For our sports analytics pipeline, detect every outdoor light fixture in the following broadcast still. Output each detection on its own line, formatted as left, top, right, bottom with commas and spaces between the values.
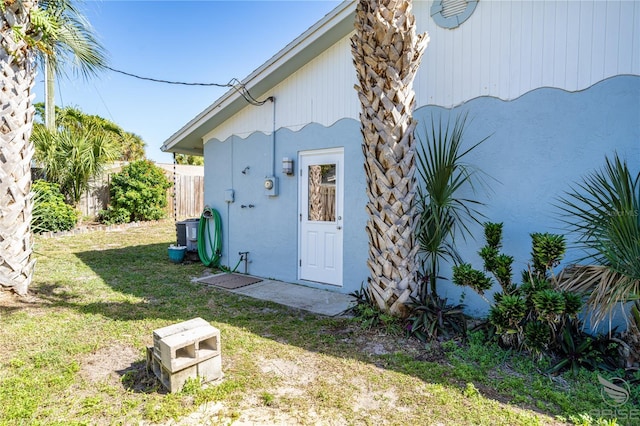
282, 157, 294, 175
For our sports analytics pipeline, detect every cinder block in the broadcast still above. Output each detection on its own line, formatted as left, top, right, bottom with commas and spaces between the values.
146, 347, 222, 393
146, 346, 154, 373
197, 353, 223, 382
153, 317, 209, 358
157, 324, 220, 372
160, 357, 197, 393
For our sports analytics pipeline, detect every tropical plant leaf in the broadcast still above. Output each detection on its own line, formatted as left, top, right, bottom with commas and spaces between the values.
558, 264, 640, 328
414, 112, 491, 296
556, 153, 640, 330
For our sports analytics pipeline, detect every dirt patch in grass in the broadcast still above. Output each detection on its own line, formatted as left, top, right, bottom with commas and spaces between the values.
80, 344, 141, 385
78, 343, 162, 396
0, 289, 40, 308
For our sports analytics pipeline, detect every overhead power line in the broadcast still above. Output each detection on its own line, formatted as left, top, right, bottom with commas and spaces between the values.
105, 66, 270, 106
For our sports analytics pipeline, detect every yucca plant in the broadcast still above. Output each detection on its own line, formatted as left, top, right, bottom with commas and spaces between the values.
489, 294, 527, 330
452, 262, 493, 297
415, 113, 489, 298
532, 289, 566, 322
530, 232, 566, 277
556, 154, 640, 330
454, 222, 593, 358
562, 292, 583, 318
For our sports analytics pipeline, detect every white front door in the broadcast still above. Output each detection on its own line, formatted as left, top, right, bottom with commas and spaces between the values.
299, 148, 344, 286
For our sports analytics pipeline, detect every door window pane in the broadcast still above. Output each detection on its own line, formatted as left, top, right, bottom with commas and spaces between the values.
308, 164, 336, 221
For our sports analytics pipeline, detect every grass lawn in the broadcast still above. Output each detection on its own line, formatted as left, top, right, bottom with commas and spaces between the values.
0, 221, 636, 425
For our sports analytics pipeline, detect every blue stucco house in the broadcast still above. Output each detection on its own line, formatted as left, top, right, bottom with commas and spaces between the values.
162, 1, 639, 317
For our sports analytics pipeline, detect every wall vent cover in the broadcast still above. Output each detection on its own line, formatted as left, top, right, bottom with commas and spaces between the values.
431, 0, 478, 29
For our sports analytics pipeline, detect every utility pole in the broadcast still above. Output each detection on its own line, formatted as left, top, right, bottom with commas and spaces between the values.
44, 55, 55, 131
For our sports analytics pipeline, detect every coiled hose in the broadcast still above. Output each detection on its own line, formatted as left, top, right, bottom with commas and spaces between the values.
197, 207, 222, 267
197, 206, 242, 272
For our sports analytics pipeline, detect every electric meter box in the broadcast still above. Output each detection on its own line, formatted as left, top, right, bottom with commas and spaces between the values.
264, 176, 278, 196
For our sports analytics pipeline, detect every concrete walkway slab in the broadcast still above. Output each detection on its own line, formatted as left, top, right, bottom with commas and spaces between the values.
228, 279, 355, 317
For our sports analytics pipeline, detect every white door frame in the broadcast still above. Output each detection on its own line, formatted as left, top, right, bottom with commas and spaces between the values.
298, 147, 344, 286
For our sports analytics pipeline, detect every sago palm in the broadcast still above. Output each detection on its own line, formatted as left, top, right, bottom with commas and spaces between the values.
351, 0, 429, 316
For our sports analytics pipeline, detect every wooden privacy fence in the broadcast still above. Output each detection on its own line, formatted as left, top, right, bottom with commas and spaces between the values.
168, 175, 205, 219
77, 174, 204, 220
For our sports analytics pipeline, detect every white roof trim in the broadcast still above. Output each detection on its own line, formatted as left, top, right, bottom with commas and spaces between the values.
162, 1, 356, 155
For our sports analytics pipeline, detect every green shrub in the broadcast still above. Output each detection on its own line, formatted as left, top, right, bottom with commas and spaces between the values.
32, 180, 79, 233
452, 222, 619, 371
97, 206, 130, 225
99, 160, 172, 224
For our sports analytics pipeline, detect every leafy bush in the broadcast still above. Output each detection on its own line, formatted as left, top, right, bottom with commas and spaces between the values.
32, 180, 79, 233
97, 206, 130, 225
99, 160, 172, 224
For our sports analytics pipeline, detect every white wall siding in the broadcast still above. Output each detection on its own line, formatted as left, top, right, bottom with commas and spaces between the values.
414, 0, 640, 107
205, 0, 639, 144
203, 37, 359, 143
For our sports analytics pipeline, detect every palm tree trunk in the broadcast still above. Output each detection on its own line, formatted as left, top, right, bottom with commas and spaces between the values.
1, 1, 37, 295
351, 0, 429, 316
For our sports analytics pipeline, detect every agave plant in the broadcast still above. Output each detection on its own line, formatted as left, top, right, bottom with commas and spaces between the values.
557, 154, 640, 329
415, 112, 489, 298
406, 293, 467, 342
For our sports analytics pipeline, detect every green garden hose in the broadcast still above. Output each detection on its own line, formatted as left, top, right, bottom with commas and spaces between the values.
197, 207, 222, 267
197, 207, 243, 272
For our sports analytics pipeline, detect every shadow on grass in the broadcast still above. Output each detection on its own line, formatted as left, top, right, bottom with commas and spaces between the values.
28, 241, 579, 420
117, 361, 166, 394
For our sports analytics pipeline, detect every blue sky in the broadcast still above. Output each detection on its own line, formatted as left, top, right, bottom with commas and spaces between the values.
34, 1, 342, 163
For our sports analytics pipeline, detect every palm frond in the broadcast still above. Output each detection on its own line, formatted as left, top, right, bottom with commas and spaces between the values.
414, 112, 491, 296
558, 264, 640, 328
35, 0, 108, 79
556, 153, 640, 328
31, 125, 119, 204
